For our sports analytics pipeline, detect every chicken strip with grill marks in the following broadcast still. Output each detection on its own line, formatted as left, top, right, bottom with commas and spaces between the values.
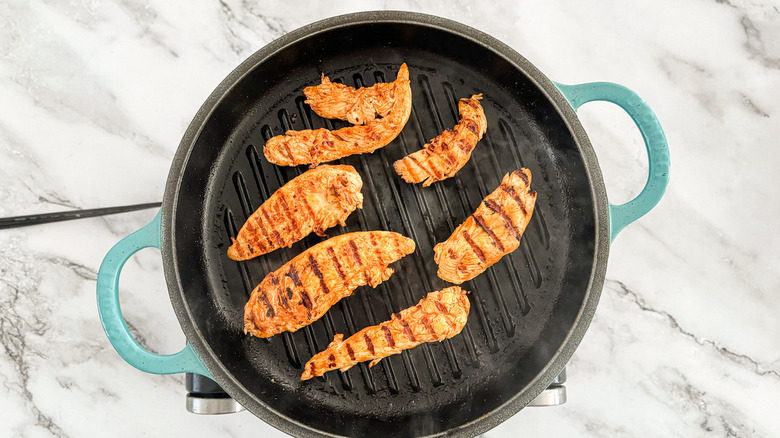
433, 168, 536, 284
227, 165, 363, 261
263, 64, 411, 167
244, 231, 416, 338
301, 286, 470, 380
394, 94, 486, 187
303, 71, 396, 125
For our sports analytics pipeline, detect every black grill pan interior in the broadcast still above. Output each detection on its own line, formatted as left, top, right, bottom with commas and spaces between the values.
171, 21, 596, 437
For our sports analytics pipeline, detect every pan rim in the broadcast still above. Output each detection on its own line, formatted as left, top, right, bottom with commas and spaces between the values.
162, 10, 610, 438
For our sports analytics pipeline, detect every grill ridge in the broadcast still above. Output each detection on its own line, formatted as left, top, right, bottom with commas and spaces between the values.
298, 96, 395, 393
244, 144, 304, 368
353, 72, 455, 384
415, 75, 501, 352
354, 155, 422, 392
224, 208, 254, 298
497, 118, 551, 251
440, 85, 531, 315
327, 74, 442, 389
399, 79, 479, 365
238, 127, 330, 386
384, 89, 479, 369
280, 107, 357, 391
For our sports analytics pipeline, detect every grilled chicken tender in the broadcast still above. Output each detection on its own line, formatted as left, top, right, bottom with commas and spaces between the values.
264, 63, 412, 167
244, 231, 416, 338
227, 165, 363, 261
394, 94, 487, 187
434, 169, 536, 284
301, 286, 470, 380
304, 72, 396, 125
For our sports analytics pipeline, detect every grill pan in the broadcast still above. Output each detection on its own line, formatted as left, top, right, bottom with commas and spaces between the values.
97, 11, 670, 437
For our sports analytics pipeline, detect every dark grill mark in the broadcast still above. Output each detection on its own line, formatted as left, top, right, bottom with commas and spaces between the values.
287, 264, 302, 287
308, 254, 329, 294
402, 155, 420, 178
258, 293, 275, 318
465, 120, 479, 135
279, 293, 289, 309
309, 136, 321, 163
271, 230, 285, 247
381, 326, 395, 348
277, 193, 298, 231
407, 154, 432, 179
420, 316, 435, 334
260, 208, 284, 247
514, 169, 529, 185
297, 186, 316, 224
434, 301, 448, 313
446, 317, 457, 330
244, 219, 257, 233
251, 214, 272, 250
448, 249, 457, 259
347, 240, 363, 266
283, 142, 295, 163
462, 230, 486, 264
243, 220, 263, 253
327, 247, 347, 282
395, 313, 416, 342
300, 290, 313, 310
363, 333, 375, 355
441, 149, 457, 167
309, 361, 316, 377
484, 199, 520, 240
269, 273, 280, 286
286, 287, 293, 300
369, 232, 385, 266
409, 153, 442, 180
345, 342, 356, 361
473, 214, 505, 252
328, 354, 336, 368
501, 184, 527, 216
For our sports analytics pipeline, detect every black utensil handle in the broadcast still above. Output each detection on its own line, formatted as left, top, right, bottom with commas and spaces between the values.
0, 202, 162, 230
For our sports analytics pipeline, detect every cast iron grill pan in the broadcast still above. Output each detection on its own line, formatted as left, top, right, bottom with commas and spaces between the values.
170, 21, 595, 437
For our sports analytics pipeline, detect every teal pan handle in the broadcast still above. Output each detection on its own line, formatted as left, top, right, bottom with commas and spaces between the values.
96, 211, 211, 378
554, 82, 670, 241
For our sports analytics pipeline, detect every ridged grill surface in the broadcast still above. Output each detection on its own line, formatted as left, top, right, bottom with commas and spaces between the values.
219, 67, 552, 393
180, 29, 596, 434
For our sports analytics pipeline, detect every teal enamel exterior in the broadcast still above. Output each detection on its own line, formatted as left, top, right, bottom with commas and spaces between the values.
553, 82, 670, 241
96, 211, 211, 378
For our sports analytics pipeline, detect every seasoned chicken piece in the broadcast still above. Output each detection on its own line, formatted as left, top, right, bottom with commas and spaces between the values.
433, 169, 536, 284
303, 71, 396, 125
264, 63, 412, 167
394, 94, 486, 187
301, 286, 470, 380
244, 231, 416, 338
227, 165, 363, 261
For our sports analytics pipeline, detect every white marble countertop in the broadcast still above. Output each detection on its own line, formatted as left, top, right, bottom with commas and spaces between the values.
1, 1, 778, 437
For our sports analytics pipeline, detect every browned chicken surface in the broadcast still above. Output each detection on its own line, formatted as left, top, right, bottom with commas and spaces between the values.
263, 63, 412, 167
304, 73, 395, 125
394, 94, 487, 187
227, 165, 363, 261
244, 231, 416, 338
433, 169, 536, 284
301, 286, 470, 380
